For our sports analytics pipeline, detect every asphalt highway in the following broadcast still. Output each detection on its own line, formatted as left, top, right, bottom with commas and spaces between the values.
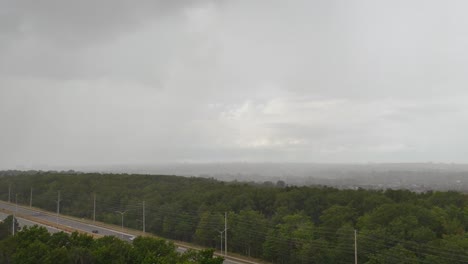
0, 212, 62, 233
0, 201, 258, 264
0, 201, 134, 242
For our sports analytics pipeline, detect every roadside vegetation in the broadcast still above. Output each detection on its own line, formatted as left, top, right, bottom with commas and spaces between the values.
1, 171, 467, 263
0, 219, 223, 264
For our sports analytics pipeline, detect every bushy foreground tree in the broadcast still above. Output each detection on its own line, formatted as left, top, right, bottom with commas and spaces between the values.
0, 224, 223, 264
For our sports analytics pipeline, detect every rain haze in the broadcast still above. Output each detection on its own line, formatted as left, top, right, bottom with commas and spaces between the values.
1, 0, 468, 170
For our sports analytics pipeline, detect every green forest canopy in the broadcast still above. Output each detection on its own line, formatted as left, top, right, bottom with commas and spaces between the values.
0, 223, 223, 264
1, 171, 467, 264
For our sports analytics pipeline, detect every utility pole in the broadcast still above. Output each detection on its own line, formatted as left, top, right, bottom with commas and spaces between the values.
13, 193, 17, 236
30, 187, 33, 207
56, 191, 61, 226
15, 193, 18, 213
217, 230, 224, 253
142, 201, 146, 234
12, 214, 15, 236
354, 229, 358, 264
8, 184, 11, 203
224, 212, 228, 256
115, 211, 126, 239
93, 193, 96, 223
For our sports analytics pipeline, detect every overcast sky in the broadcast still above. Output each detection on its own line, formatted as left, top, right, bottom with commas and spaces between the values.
1, 0, 468, 169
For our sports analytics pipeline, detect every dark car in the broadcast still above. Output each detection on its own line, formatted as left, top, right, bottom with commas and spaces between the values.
92, 230, 99, 234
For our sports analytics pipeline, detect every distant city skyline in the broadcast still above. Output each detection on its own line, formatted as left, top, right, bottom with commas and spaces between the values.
1, 0, 468, 169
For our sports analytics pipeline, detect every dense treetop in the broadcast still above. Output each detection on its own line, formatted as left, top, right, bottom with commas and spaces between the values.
0, 222, 223, 264
1, 171, 467, 263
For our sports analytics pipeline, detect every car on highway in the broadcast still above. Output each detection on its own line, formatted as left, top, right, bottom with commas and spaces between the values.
92, 230, 99, 234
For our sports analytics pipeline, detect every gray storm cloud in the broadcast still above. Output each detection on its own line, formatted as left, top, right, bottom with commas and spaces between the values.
1, 0, 468, 169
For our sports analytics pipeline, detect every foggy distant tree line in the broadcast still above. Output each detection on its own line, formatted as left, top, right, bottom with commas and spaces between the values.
0, 171, 467, 263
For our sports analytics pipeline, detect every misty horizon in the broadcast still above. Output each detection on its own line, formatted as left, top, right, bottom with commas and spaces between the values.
2, 1, 468, 168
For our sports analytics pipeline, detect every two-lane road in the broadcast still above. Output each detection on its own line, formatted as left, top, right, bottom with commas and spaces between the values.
0, 201, 260, 264
0, 212, 62, 233
0, 201, 134, 242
